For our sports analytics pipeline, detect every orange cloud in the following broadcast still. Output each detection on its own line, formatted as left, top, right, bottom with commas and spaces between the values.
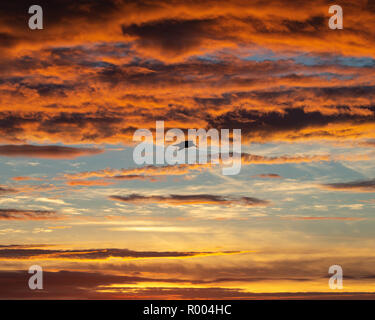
66, 179, 115, 186
0, 1, 374, 146
11, 176, 45, 181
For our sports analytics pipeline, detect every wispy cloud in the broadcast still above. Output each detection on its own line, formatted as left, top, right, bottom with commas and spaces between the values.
0, 209, 60, 220
0, 247, 248, 261
322, 179, 375, 192
109, 194, 269, 206
0, 145, 103, 159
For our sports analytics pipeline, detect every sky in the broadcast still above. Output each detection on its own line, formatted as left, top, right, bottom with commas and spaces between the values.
0, 0, 375, 299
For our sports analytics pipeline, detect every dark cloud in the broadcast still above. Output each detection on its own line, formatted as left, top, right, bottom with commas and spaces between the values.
0, 247, 240, 260
207, 106, 375, 140
0, 186, 17, 194
109, 194, 269, 206
112, 175, 157, 181
0, 144, 103, 159
23, 83, 75, 97
0, 0, 121, 31
122, 18, 216, 56
322, 178, 375, 192
360, 140, 375, 147
282, 16, 325, 34
0, 32, 19, 48
0, 270, 184, 299
35, 112, 124, 141
0, 209, 59, 220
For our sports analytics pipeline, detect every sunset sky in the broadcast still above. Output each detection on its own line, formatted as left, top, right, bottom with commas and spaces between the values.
1, 0, 375, 299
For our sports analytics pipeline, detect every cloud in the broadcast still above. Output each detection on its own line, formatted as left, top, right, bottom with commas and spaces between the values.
48, 226, 72, 230
64, 151, 339, 185
360, 140, 375, 147
35, 197, 67, 205
0, 55, 375, 144
60, 150, 367, 188
0, 247, 246, 261
0, 244, 51, 248
240, 151, 370, 165
208, 106, 375, 143
121, 18, 216, 59
252, 173, 282, 179
0, 145, 103, 159
283, 216, 365, 221
0, 270, 169, 299
0, 269, 374, 299
64, 164, 208, 180
92, 287, 375, 300
109, 194, 269, 206
241, 153, 330, 164
66, 175, 160, 185
66, 179, 115, 186
1, 244, 375, 299
0, 186, 17, 195
322, 179, 375, 192
11, 176, 44, 181
112, 175, 158, 181
1, 0, 374, 59
0, 0, 375, 301
0, 209, 59, 220
0, 2, 374, 145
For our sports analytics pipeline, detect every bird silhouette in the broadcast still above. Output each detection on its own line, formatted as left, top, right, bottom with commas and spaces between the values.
174, 140, 196, 150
